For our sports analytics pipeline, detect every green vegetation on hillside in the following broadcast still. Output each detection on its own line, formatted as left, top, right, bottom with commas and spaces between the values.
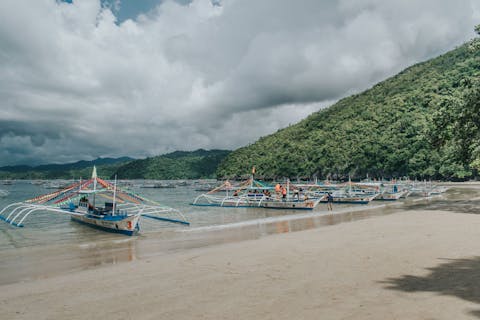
114, 149, 230, 179
217, 32, 480, 180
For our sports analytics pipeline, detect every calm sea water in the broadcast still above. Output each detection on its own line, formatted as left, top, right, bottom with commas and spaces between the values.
0, 180, 335, 250
0, 181, 471, 285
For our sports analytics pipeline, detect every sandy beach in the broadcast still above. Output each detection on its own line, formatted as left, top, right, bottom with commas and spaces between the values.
2, 207, 480, 319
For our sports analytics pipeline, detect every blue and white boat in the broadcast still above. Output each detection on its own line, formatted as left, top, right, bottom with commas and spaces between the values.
0, 167, 189, 235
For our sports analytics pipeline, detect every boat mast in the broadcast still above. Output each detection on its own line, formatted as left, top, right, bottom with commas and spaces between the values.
112, 174, 117, 215
286, 178, 290, 201
251, 166, 255, 188
92, 166, 97, 209
348, 175, 352, 194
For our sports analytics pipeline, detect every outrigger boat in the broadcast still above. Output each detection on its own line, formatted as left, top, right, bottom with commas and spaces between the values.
192, 178, 323, 210
373, 184, 409, 201
319, 190, 377, 204
0, 167, 189, 235
303, 180, 378, 204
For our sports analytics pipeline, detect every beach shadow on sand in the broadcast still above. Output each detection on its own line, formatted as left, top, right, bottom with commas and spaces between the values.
381, 257, 480, 317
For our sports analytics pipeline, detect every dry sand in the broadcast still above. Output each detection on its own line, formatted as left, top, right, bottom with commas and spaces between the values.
2, 209, 480, 319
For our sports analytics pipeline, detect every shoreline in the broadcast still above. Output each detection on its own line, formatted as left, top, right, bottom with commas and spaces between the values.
1, 186, 479, 319
2, 208, 480, 319
183, 194, 433, 233
0, 196, 431, 286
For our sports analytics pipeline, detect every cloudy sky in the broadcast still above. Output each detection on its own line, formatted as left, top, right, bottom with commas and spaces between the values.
0, 0, 479, 166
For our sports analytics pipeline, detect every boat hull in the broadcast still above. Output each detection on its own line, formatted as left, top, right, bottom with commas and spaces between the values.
260, 199, 320, 210
192, 198, 321, 210
320, 198, 371, 204
70, 213, 140, 236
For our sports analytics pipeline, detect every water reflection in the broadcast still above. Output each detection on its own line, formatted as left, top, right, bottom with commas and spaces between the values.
276, 221, 290, 233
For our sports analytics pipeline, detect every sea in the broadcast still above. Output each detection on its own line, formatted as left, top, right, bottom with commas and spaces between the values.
0, 180, 473, 285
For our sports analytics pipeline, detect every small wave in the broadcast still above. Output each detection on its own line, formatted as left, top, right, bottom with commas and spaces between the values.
112, 238, 134, 244
78, 243, 97, 249
180, 202, 396, 233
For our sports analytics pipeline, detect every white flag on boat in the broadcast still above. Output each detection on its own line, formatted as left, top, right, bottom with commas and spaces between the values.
92, 166, 97, 191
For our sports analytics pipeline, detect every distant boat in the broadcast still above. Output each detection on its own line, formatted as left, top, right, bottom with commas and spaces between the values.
319, 191, 376, 204
0, 167, 189, 235
373, 184, 408, 201
301, 180, 379, 204
44, 182, 65, 189
374, 190, 408, 201
30, 180, 45, 186
194, 186, 214, 192
141, 182, 176, 189
407, 180, 448, 197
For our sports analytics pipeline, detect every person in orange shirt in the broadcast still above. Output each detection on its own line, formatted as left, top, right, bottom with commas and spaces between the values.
275, 183, 281, 199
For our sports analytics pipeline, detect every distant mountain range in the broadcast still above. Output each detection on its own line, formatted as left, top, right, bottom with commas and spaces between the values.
0, 157, 133, 173
0, 150, 231, 180
0, 157, 134, 179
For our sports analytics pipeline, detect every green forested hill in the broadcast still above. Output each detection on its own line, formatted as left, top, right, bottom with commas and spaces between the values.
114, 149, 230, 179
217, 39, 480, 180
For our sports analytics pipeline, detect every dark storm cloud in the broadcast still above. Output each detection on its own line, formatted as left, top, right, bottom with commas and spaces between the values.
0, 0, 478, 165
0, 121, 59, 143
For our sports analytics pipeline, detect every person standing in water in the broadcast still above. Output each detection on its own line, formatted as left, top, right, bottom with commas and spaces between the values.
281, 185, 287, 201
327, 192, 333, 211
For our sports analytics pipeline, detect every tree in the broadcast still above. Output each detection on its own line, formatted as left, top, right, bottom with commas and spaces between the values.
439, 83, 480, 178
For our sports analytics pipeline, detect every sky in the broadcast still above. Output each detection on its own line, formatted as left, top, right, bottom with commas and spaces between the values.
0, 0, 479, 166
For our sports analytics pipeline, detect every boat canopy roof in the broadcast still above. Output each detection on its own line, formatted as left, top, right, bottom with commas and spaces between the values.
25, 177, 148, 207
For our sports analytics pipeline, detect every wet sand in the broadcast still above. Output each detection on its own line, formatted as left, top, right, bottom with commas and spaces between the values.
2, 205, 480, 319
0, 200, 405, 286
